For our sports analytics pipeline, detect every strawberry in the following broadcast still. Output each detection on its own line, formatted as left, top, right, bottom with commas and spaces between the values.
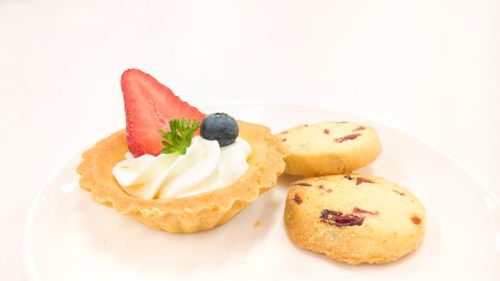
121, 68, 205, 157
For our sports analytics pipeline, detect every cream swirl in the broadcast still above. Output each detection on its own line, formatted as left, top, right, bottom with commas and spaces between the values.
112, 136, 251, 199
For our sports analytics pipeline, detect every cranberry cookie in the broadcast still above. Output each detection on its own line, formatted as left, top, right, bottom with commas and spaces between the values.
276, 122, 381, 176
284, 174, 426, 264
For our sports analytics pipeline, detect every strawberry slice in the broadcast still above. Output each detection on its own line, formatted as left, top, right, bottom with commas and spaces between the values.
121, 69, 205, 157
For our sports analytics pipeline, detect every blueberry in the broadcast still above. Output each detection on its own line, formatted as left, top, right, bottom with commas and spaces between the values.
200, 113, 239, 146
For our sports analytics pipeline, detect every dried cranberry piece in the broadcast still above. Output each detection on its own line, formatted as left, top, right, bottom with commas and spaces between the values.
344, 175, 354, 180
353, 126, 365, 131
320, 209, 365, 227
353, 207, 378, 215
411, 216, 422, 225
321, 209, 342, 218
334, 133, 362, 143
333, 214, 365, 226
293, 194, 303, 205
323, 129, 330, 135
356, 177, 374, 185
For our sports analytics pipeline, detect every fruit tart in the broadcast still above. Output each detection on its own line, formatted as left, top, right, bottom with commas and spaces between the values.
77, 69, 285, 233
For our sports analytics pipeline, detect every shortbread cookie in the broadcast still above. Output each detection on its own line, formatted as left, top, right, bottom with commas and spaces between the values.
284, 174, 426, 264
277, 122, 381, 176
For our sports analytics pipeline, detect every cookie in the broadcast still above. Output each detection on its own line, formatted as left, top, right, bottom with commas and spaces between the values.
277, 122, 381, 176
284, 174, 426, 264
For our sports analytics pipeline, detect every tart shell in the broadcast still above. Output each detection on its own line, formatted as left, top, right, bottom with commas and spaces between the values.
77, 121, 285, 233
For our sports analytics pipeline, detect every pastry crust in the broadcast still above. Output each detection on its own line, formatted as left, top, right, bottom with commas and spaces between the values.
77, 121, 285, 233
284, 174, 426, 264
277, 122, 381, 176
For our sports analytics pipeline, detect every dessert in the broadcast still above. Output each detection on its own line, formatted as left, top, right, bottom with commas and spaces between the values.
75, 67, 426, 265
77, 69, 285, 233
276, 122, 381, 176
284, 174, 426, 264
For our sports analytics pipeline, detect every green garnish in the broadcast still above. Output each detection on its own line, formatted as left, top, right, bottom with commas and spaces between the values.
160, 118, 200, 154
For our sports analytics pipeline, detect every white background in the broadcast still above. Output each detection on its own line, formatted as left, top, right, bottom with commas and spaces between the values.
1, 0, 499, 279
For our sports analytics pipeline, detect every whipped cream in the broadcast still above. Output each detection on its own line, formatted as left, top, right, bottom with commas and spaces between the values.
112, 137, 251, 199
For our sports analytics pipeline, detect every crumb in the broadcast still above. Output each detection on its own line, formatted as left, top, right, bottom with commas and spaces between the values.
254, 220, 261, 228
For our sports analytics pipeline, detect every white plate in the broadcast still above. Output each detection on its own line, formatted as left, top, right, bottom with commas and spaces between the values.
24, 104, 500, 281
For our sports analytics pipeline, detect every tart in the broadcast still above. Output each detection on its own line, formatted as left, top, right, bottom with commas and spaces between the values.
77, 69, 285, 233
